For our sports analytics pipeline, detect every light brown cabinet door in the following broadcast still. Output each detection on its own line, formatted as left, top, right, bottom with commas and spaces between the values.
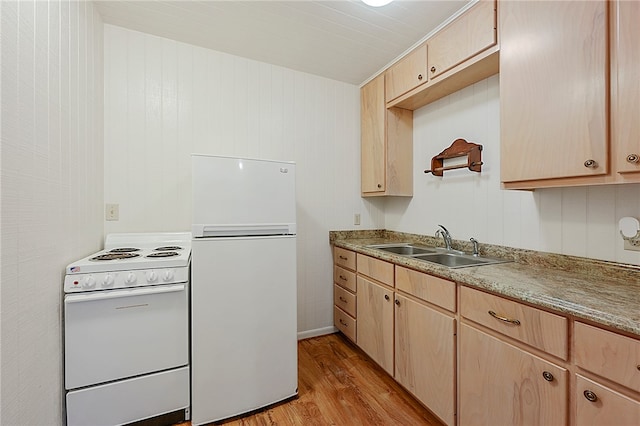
575, 375, 640, 426
395, 294, 456, 425
500, 0, 608, 182
361, 74, 386, 193
385, 45, 427, 102
613, 0, 640, 175
427, 0, 496, 80
356, 275, 394, 375
459, 324, 568, 425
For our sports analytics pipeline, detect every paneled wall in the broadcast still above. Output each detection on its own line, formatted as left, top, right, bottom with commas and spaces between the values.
386, 75, 640, 265
0, 1, 104, 424
103, 25, 382, 337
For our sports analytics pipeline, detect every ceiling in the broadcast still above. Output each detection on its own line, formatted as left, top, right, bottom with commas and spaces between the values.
95, 0, 470, 85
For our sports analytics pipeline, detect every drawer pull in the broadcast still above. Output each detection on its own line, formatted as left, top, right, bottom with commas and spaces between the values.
583, 390, 598, 402
339, 255, 348, 260
488, 310, 521, 326
339, 275, 347, 281
417, 74, 423, 81
339, 319, 348, 327
542, 371, 554, 382
339, 296, 348, 303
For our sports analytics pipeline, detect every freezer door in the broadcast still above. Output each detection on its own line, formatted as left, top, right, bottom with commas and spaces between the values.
191, 236, 298, 424
192, 155, 296, 236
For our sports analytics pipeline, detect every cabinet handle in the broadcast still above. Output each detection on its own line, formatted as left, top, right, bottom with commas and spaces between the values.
584, 159, 598, 169
542, 371, 554, 382
395, 299, 401, 306
488, 310, 521, 326
417, 74, 423, 81
637, 364, 640, 372
627, 154, 639, 164
377, 183, 382, 188
339, 255, 348, 260
339, 319, 348, 327
384, 294, 390, 301
430, 66, 436, 73
339, 296, 348, 303
583, 390, 598, 402
339, 275, 347, 281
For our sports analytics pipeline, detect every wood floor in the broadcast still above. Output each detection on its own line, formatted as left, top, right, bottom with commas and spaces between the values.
181, 333, 444, 426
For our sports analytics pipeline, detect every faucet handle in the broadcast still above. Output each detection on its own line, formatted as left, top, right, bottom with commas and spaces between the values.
470, 237, 479, 256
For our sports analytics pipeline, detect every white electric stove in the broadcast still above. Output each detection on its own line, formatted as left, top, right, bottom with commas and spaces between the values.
64, 232, 191, 426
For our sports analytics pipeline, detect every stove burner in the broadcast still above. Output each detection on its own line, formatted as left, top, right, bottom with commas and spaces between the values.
109, 247, 141, 253
90, 253, 141, 261
154, 246, 183, 251
147, 252, 180, 258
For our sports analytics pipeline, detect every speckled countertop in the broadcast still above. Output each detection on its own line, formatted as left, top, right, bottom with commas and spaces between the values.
330, 230, 640, 337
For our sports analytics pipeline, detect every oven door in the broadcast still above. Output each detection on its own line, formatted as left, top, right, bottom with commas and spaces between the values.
64, 283, 188, 390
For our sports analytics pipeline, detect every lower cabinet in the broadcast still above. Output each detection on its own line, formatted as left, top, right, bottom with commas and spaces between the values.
395, 294, 456, 425
356, 275, 394, 375
575, 374, 640, 425
458, 324, 568, 425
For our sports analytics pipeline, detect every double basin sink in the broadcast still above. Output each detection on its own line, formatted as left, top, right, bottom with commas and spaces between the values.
367, 243, 509, 269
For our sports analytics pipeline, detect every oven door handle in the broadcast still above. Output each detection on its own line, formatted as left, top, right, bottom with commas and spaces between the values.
65, 283, 185, 303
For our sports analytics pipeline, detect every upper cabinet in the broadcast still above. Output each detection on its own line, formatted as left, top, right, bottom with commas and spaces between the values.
385, 45, 428, 103
500, 0, 640, 189
612, 0, 640, 177
427, 0, 496, 80
386, 0, 498, 111
361, 74, 413, 197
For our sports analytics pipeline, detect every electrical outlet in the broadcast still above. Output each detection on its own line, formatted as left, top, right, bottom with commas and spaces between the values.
106, 203, 119, 221
624, 239, 640, 251
354, 213, 361, 226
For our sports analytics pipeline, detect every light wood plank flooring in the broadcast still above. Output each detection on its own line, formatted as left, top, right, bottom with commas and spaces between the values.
182, 333, 444, 425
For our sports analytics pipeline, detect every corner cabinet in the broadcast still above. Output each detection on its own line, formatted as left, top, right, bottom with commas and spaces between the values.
361, 74, 413, 197
500, 0, 640, 189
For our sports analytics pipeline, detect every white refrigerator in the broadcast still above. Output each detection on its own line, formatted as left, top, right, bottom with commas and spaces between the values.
190, 154, 298, 425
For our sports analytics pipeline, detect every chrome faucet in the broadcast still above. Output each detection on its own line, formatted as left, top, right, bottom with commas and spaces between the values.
435, 225, 453, 251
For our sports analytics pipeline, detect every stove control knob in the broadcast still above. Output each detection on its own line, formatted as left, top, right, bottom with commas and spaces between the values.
146, 271, 158, 283
124, 272, 138, 285
102, 274, 115, 288
162, 270, 175, 282
82, 275, 96, 289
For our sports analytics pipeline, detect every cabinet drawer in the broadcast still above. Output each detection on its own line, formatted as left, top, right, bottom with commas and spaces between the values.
575, 374, 640, 425
460, 286, 568, 359
334, 306, 356, 342
334, 247, 356, 271
574, 322, 640, 391
395, 266, 456, 312
334, 284, 356, 318
356, 254, 394, 287
334, 265, 356, 293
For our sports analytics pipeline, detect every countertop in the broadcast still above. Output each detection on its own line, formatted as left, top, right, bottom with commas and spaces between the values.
331, 230, 640, 337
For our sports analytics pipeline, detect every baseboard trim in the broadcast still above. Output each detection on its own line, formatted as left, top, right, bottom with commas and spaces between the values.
297, 326, 337, 340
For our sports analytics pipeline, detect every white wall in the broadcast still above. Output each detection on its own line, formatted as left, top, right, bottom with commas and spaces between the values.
386, 75, 640, 266
0, 1, 104, 424
103, 24, 383, 336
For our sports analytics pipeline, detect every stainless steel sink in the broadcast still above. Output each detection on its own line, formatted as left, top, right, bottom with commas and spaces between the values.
369, 244, 436, 255
367, 243, 509, 269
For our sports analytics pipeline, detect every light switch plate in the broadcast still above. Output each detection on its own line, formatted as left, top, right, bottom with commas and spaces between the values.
106, 203, 119, 221
354, 213, 361, 226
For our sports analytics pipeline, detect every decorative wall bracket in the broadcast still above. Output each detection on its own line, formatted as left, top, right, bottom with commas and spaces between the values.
424, 138, 483, 177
